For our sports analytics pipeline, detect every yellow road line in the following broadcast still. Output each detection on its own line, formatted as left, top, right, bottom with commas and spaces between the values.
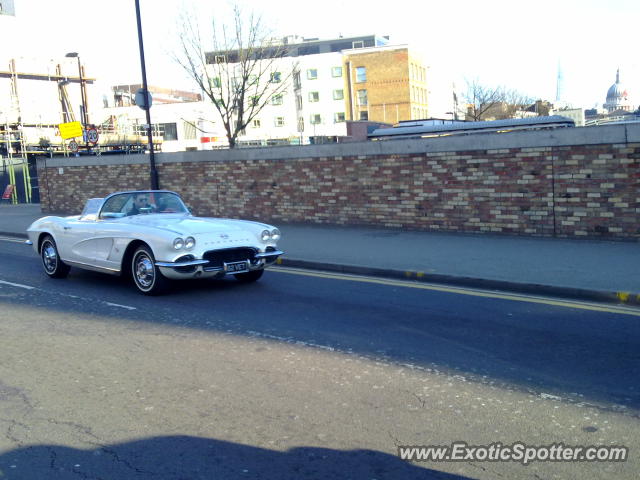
270, 266, 640, 317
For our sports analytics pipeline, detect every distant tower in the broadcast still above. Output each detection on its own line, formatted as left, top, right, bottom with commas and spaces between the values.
555, 61, 564, 103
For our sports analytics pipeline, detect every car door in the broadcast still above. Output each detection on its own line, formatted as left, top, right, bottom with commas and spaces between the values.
57, 217, 101, 265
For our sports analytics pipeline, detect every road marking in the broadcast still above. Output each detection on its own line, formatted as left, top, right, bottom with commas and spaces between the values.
0, 236, 28, 244
0, 280, 35, 290
105, 302, 137, 311
0, 278, 136, 311
270, 267, 640, 317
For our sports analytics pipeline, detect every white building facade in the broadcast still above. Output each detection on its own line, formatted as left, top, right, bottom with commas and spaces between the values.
209, 52, 350, 146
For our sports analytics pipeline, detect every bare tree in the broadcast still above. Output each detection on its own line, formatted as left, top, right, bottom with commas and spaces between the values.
462, 79, 534, 121
500, 88, 535, 119
173, 5, 294, 148
463, 78, 505, 121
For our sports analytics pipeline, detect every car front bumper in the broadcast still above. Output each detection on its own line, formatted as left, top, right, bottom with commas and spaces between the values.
155, 249, 284, 280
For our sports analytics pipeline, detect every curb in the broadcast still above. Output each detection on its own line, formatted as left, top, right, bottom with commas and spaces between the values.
277, 258, 640, 308
2, 230, 638, 308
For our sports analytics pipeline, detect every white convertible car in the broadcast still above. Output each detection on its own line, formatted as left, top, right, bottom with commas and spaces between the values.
26, 190, 283, 294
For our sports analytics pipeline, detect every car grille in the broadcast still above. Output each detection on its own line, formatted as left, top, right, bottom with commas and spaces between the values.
203, 247, 257, 269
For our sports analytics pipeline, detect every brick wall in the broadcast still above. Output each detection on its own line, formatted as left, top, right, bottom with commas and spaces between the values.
37, 124, 640, 240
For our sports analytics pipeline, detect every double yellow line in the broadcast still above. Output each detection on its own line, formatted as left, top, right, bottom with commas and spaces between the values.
271, 267, 640, 317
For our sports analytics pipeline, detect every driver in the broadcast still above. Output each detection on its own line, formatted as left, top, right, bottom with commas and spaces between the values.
128, 193, 152, 216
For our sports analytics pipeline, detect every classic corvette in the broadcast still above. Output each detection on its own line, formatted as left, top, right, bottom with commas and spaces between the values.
26, 190, 283, 294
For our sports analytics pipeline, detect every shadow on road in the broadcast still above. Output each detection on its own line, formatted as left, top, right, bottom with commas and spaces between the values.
0, 435, 475, 479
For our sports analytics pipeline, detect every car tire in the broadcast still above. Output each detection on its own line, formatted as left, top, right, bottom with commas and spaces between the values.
40, 235, 70, 278
234, 269, 264, 283
131, 245, 169, 295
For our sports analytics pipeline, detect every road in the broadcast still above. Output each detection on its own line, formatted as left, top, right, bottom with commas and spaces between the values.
0, 237, 638, 479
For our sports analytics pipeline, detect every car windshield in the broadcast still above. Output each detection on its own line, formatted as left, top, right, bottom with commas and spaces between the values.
100, 192, 188, 218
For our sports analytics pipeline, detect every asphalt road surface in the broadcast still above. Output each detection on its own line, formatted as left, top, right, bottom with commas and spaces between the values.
0, 237, 638, 479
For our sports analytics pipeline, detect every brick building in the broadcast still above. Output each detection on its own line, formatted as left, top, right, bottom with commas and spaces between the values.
343, 46, 427, 124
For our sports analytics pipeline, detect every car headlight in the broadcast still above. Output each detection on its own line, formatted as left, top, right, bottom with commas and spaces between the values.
184, 236, 195, 250
261, 230, 271, 242
173, 237, 184, 250
271, 228, 281, 241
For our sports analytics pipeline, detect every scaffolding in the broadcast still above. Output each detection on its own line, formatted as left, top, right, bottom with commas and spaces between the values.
0, 57, 163, 203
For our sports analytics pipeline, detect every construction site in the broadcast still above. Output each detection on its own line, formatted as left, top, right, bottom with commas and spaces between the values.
0, 56, 162, 204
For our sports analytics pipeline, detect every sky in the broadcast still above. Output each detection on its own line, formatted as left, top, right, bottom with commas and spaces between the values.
1, 0, 639, 116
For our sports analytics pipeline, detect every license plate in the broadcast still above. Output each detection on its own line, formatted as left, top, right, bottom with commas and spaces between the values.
225, 261, 248, 273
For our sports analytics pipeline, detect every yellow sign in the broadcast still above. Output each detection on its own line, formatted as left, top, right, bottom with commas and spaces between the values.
58, 121, 83, 140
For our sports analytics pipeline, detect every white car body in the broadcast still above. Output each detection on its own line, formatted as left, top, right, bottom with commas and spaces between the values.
26, 190, 283, 293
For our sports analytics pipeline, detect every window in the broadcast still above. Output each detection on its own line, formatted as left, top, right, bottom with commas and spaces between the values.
352, 41, 364, 48
308, 91, 319, 102
333, 89, 344, 100
332, 66, 343, 77
210, 77, 222, 88
183, 121, 196, 140
214, 55, 226, 64
307, 69, 318, 80
274, 117, 285, 127
357, 89, 368, 106
359, 111, 369, 121
250, 96, 260, 107
270, 72, 282, 83
310, 114, 322, 125
271, 94, 283, 105
159, 122, 177, 141
252, 119, 261, 128
334, 112, 346, 123
356, 66, 366, 83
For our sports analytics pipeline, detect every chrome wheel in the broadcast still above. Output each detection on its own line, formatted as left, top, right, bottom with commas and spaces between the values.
133, 252, 155, 290
42, 242, 58, 273
39, 235, 70, 278
131, 245, 169, 295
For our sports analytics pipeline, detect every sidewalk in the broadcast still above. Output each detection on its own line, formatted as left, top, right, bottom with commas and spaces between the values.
2, 204, 639, 306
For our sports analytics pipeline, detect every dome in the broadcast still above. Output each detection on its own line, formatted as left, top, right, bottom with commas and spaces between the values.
604, 69, 631, 112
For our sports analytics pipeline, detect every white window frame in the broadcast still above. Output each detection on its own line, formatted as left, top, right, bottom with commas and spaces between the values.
307, 69, 318, 80
308, 91, 320, 102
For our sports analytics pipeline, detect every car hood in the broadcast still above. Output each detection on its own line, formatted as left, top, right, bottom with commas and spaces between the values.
125, 215, 257, 236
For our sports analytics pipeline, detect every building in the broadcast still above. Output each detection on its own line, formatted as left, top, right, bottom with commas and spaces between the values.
550, 107, 585, 127
111, 85, 201, 107
205, 34, 429, 145
343, 45, 428, 124
0, 0, 16, 16
604, 69, 632, 113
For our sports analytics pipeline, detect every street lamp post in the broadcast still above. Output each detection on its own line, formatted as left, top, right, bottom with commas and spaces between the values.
65, 52, 89, 150
134, 0, 158, 190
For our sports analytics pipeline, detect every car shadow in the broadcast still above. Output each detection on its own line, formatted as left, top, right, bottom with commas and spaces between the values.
0, 435, 475, 480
